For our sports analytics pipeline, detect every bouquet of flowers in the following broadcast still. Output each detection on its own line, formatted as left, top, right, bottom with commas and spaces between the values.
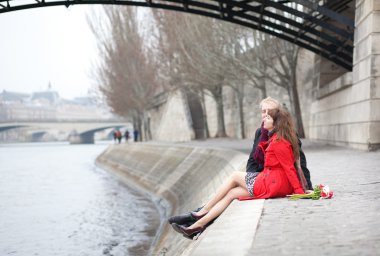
288, 184, 334, 200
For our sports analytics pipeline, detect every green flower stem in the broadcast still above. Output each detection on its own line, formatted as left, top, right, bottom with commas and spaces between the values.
289, 185, 322, 200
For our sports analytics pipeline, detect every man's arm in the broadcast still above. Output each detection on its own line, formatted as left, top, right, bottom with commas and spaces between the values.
297, 138, 313, 190
246, 128, 264, 173
300, 150, 312, 190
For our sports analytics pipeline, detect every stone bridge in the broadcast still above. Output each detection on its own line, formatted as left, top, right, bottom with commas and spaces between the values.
0, 121, 130, 144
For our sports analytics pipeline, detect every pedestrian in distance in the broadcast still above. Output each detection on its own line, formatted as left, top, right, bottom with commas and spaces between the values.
114, 129, 122, 144
113, 129, 118, 144
124, 130, 130, 143
133, 129, 139, 142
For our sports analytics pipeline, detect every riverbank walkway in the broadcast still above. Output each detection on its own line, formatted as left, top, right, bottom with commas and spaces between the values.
173, 138, 380, 255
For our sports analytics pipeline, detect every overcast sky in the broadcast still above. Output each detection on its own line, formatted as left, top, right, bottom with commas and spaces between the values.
0, 5, 101, 99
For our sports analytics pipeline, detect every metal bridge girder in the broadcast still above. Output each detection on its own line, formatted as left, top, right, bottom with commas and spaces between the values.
0, 0, 354, 70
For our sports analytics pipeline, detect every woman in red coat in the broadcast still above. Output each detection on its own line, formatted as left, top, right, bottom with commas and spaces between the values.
173, 108, 306, 236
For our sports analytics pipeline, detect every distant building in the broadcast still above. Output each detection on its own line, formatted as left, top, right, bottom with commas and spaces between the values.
0, 90, 29, 104
30, 90, 60, 106
0, 86, 114, 121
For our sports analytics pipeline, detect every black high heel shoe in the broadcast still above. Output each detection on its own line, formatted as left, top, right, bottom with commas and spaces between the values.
190, 211, 207, 220
168, 212, 193, 225
168, 207, 206, 225
171, 223, 185, 234
176, 224, 206, 236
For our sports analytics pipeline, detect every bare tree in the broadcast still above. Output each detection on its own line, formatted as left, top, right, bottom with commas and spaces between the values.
89, 4, 307, 140
250, 3, 317, 138
88, 6, 159, 140
234, 30, 269, 98
266, 38, 305, 138
152, 11, 245, 137
150, 11, 212, 138
222, 28, 268, 138
243, 32, 305, 137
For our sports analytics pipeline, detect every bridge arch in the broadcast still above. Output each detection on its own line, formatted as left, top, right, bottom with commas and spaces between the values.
68, 125, 127, 144
0, 0, 354, 70
0, 125, 27, 132
0, 122, 129, 143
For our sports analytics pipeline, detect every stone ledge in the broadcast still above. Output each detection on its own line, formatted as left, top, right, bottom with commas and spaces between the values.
189, 199, 264, 256
95, 142, 261, 255
317, 72, 352, 99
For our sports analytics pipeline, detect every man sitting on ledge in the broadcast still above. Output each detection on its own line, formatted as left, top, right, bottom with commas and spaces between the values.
169, 97, 313, 239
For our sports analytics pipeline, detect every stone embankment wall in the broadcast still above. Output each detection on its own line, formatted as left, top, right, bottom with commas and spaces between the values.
146, 48, 315, 143
96, 143, 247, 255
309, 0, 380, 151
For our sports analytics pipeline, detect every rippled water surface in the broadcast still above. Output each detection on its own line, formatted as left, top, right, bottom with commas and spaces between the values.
0, 142, 160, 256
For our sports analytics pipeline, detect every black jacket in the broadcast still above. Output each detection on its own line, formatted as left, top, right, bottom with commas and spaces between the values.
246, 127, 313, 190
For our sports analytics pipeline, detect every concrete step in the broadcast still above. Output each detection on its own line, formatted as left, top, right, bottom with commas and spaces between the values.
186, 199, 264, 256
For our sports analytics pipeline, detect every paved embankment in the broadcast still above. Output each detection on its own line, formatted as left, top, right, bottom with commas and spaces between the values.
96, 142, 259, 256
179, 139, 380, 255
97, 140, 380, 256
247, 143, 380, 255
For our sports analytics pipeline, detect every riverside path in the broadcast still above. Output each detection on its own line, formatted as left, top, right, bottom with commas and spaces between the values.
176, 138, 380, 255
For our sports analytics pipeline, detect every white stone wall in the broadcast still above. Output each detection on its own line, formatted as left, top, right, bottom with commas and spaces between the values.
297, 49, 316, 138
354, 0, 380, 150
242, 86, 262, 139
309, 0, 380, 150
204, 91, 218, 137
202, 77, 300, 140
145, 49, 342, 144
204, 86, 267, 139
149, 91, 195, 142
223, 86, 238, 138
219, 49, 315, 140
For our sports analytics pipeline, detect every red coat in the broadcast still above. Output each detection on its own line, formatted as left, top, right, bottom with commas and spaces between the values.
253, 133, 305, 199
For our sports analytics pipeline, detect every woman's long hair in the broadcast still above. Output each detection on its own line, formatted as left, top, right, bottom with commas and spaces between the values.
268, 108, 308, 190
268, 108, 299, 161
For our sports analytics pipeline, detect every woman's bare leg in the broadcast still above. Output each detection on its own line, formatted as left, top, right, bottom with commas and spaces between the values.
189, 186, 250, 229
196, 171, 248, 216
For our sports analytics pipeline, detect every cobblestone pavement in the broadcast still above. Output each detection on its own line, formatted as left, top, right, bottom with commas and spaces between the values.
179, 139, 380, 255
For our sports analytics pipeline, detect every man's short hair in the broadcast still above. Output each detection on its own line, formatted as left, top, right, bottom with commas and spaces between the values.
259, 96, 281, 109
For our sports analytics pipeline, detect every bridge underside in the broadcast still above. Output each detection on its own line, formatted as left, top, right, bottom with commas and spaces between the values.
0, 125, 26, 132
31, 131, 47, 142
68, 125, 126, 144
0, 123, 127, 144
1, 0, 354, 70
68, 132, 96, 144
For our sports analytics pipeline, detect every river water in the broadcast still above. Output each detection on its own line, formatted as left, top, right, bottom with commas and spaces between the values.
0, 142, 160, 256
